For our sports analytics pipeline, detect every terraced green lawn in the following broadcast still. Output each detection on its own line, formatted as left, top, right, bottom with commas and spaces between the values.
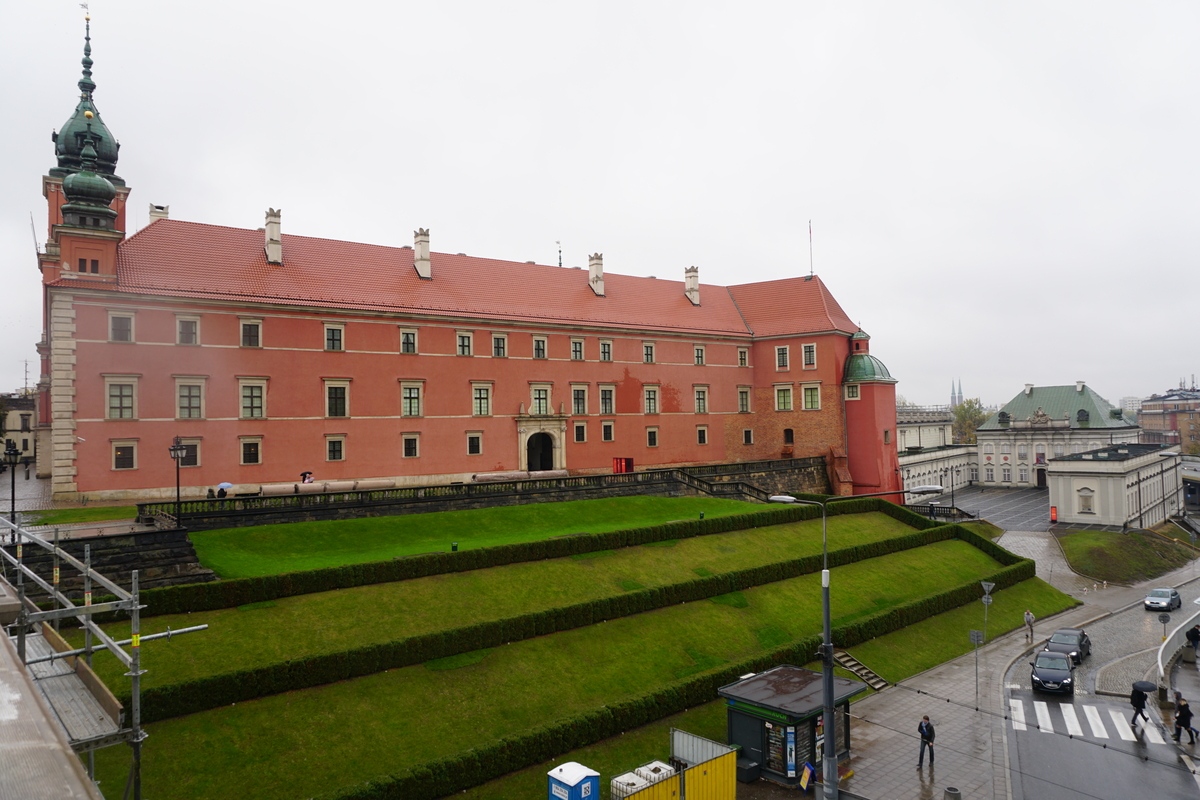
458, 577, 1077, 800
92, 540, 1008, 799
74, 512, 915, 689
190, 496, 758, 577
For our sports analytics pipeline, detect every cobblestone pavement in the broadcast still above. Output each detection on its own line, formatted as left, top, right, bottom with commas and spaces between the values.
953, 486, 1051, 532
996, 529, 1097, 595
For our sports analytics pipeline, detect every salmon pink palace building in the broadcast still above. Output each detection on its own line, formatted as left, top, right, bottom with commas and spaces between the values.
33, 25, 902, 502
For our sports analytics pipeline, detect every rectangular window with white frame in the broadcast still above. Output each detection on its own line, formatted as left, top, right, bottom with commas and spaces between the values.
104, 375, 139, 419
646, 427, 658, 447
533, 336, 547, 359
325, 380, 350, 418
401, 381, 424, 417
326, 435, 345, 462
240, 437, 262, 465
239, 378, 267, 419
324, 323, 344, 351
743, 429, 754, 445
178, 439, 200, 468
176, 378, 206, 419
574, 422, 587, 443
694, 346, 705, 366
531, 385, 551, 415
109, 312, 134, 343
471, 383, 491, 416
775, 385, 793, 411
1002, 467, 1012, 482
492, 334, 507, 358
599, 385, 615, 415
970, 468, 978, 481
402, 434, 420, 458
985, 466, 994, 482
775, 346, 789, 370
802, 384, 820, 410
644, 386, 659, 414
400, 328, 418, 354
738, 348, 748, 367
112, 440, 137, 470
697, 426, 708, 445
467, 432, 482, 455
456, 331, 473, 356
240, 319, 261, 348
176, 315, 199, 346
572, 386, 588, 415
643, 342, 655, 364
1019, 468, 1028, 482
571, 339, 584, 361
802, 343, 816, 369
845, 384, 860, 400
738, 387, 751, 413
599, 340, 612, 362
694, 387, 708, 414
602, 421, 615, 442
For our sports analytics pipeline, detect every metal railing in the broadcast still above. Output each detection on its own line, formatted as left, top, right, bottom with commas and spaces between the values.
1157, 606, 1200, 689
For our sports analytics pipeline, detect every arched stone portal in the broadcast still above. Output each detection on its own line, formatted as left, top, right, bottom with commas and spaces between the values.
526, 432, 555, 472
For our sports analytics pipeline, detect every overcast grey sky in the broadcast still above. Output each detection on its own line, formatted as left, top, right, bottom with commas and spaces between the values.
3, 2, 1197, 408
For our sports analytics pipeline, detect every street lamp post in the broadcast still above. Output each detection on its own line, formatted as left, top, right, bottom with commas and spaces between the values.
776, 484, 942, 800
168, 437, 187, 527
4, 443, 20, 534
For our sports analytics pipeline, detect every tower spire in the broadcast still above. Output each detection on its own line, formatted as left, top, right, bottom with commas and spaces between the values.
78, 11, 96, 96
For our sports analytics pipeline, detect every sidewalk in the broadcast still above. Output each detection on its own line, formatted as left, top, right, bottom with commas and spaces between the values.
740, 530, 1200, 800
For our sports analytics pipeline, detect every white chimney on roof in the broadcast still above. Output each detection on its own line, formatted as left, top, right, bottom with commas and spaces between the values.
414, 228, 431, 279
264, 208, 282, 265
148, 204, 169, 221
1025, 383, 1034, 396
1076, 381, 1085, 392
684, 266, 700, 305
588, 253, 604, 296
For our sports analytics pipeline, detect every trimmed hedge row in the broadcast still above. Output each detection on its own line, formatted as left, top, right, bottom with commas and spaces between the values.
91, 503, 837, 620
313, 550, 1034, 800
127, 524, 1016, 723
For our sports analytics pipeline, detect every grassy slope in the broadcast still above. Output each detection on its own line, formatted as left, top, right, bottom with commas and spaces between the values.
73, 512, 916, 689
93, 541, 1005, 799
23, 505, 138, 525
1058, 529, 1195, 583
190, 496, 757, 577
459, 577, 1077, 800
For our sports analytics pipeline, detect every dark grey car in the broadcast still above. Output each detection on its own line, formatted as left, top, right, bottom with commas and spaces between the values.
1031, 652, 1075, 694
1044, 628, 1091, 665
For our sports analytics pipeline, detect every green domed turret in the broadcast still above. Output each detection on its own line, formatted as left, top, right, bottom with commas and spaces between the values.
61, 141, 118, 228
50, 16, 124, 186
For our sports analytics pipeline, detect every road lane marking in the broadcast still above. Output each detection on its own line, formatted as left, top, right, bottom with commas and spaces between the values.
1084, 705, 1108, 738
1109, 709, 1137, 741
1144, 724, 1166, 745
1034, 701, 1054, 733
1060, 704, 1083, 736
1010, 698, 1026, 731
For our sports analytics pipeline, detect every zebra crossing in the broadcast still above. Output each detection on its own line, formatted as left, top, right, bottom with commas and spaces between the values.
1008, 698, 1176, 745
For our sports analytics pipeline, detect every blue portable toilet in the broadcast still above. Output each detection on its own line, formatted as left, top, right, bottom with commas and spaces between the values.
548, 761, 600, 800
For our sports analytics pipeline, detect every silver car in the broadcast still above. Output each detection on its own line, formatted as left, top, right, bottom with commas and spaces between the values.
1144, 588, 1182, 611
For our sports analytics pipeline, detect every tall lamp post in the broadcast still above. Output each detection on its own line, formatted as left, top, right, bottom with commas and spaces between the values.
776, 484, 943, 800
168, 437, 187, 527
4, 443, 20, 532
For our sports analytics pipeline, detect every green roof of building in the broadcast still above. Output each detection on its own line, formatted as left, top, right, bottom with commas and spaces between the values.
843, 353, 897, 383
978, 384, 1137, 431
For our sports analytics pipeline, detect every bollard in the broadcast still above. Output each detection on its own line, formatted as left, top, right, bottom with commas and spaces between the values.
944, 789, 962, 800
452, 542, 458, 552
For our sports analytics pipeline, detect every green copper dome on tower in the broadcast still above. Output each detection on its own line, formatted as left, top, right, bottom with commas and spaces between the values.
61, 140, 119, 228
51, 16, 124, 186
843, 329, 897, 383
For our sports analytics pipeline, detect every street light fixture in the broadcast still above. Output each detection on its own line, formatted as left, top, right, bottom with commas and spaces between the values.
4, 443, 20, 534
168, 436, 187, 527
773, 484, 943, 799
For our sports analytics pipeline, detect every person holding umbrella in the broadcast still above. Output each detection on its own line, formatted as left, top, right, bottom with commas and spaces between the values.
216, 481, 233, 499
1131, 681, 1155, 727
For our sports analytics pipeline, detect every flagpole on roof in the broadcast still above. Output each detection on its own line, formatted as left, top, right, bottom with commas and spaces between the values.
808, 220, 814, 277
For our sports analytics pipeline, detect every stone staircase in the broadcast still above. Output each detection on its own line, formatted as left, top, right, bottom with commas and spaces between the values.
834, 648, 889, 691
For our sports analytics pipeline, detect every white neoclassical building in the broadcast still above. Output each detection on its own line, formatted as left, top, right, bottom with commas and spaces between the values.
1047, 443, 1182, 528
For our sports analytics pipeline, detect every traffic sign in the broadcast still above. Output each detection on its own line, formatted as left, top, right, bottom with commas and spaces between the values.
981, 595, 993, 606
970, 630, 983, 644
981, 581, 995, 595
1159, 613, 1172, 625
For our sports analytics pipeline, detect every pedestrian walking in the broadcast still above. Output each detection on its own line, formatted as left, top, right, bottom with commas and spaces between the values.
1024, 609, 1035, 642
917, 715, 935, 767
1175, 699, 1197, 744
1131, 686, 1150, 727
1186, 625, 1200, 654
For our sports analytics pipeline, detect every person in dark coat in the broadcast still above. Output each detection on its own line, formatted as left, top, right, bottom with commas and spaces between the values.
1186, 625, 1200, 654
1176, 699, 1197, 744
1131, 687, 1150, 727
917, 715, 935, 767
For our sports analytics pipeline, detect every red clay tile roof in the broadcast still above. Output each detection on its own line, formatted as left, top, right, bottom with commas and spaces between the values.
55, 219, 858, 339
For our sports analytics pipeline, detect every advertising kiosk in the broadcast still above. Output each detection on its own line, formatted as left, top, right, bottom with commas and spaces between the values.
718, 665, 866, 788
